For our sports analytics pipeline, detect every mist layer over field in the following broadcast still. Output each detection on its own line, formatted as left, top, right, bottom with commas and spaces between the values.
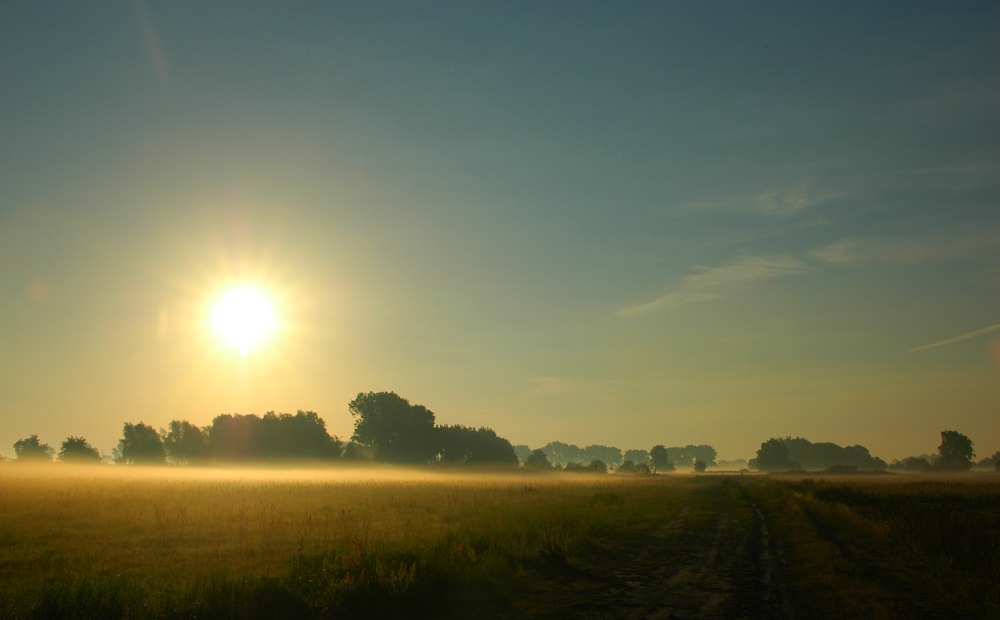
0, 464, 681, 618
2, 465, 997, 619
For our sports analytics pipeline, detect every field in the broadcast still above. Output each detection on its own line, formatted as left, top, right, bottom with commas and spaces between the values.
0, 466, 997, 619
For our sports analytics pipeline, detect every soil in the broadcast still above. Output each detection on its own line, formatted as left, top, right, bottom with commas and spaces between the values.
584, 479, 796, 620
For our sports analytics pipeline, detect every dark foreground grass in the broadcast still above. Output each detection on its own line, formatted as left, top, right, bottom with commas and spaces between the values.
4, 467, 998, 619
748, 474, 1000, 620
0, 466, 685, 620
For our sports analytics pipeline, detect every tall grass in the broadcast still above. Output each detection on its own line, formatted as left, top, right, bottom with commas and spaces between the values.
0, 465, 683, 619
757, 474, 1000, 619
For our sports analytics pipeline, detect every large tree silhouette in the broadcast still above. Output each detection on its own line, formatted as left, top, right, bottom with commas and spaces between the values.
525, 448, 552, 469
938, 430, 974, 470
755, 438, 795, 471
164, 420, 210, 464
649, 445, 674, 473
348, 392, 438, 464
58, 436, 101, 463
116, 422, 166, 464
436, 425, 518, 465
208, 411, 340, 460
13, 435, 53, 461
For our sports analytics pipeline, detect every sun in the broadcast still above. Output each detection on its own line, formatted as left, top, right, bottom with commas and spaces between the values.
212, 287, 275, 358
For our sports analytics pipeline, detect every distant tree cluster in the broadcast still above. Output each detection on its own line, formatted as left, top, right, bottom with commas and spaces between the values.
13, 435, 55, 461
6, 394, 520, 468
623, 449, 649, 465
750, 437, 887, 472
889, 430, 977, 472
750, 431, 983, 474
649, 446, 671, 472
520, 448, 607, 473
663, 445, 718, 468
508, 441, 717, 473
348, 392, 518, 466
533, 441, 624, 468
436, 424, 518, 465
116, 422, 167, 464
111, 411, 342, 465
9, 434, 103, 464
616, 459, 651, 475
59, 436, 102, 463
975, 450, 1000, 471
510, 441, 712, 475
209, 411, 340, 461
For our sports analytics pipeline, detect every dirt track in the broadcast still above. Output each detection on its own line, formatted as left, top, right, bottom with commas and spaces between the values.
589, 480, 796, 620
580, 477, 979, 620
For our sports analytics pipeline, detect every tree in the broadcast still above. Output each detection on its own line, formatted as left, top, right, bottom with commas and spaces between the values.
977, 450, 1000, 469
617, 460, 636, 474
208, 414, 263, 460
341, 442, 375, 460
583, 445, 623, 469
938, 430, 974, 470
649, 445, 674, 473
58, 437, 101, 463
164, 420, 210, 464
755, 438, 795, 471
542, 441, 586, 467
662, 445, 718, 468
623, 449, 649, 464
13, 435, 54, 461
589, 459, 608, 473
207, 411, 341, 461
116, 422, 166, 464
348, 392, 438, 464
513, 444, 532, 464
525, 448, 552, 469
780, 437, 886, 471
260, 411, 341, 460
693, 459, 707, 473
436, 425, 518, 465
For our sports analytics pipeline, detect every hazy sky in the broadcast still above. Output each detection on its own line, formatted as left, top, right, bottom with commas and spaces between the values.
2, 2, 998, 461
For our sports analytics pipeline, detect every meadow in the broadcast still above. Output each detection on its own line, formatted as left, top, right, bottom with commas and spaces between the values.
0, 465, 687, 619
0, 466, 997, 619
752, 473, 1000, 619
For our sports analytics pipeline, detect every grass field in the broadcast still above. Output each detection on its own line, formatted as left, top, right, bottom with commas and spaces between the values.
0, 466, 997, 619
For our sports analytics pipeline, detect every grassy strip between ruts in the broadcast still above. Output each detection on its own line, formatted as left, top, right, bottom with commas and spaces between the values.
747, 475, 1000, 620
0, 467, 689, 620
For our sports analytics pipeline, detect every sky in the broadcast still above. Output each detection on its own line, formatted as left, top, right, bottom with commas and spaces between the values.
1, 1, 998, 462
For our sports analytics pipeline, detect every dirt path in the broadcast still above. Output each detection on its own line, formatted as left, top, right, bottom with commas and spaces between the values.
593, 481, 795, 620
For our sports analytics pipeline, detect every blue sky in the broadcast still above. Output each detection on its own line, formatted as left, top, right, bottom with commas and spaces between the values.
1, 2, 998, 461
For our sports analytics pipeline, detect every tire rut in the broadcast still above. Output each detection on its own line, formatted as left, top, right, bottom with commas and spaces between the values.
594, 482, 795, 620
737, 483, 796, 620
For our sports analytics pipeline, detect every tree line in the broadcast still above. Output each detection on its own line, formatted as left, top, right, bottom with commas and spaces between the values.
511, 442, 718, 474
5, 391, 719, 472
6, 392, 519, 467
750, 431, 993, 472
11, 392, 993, 473
517, 444, 712, 475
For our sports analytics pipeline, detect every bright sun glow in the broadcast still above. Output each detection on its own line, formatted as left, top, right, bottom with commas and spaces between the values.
212, 287, 275, 358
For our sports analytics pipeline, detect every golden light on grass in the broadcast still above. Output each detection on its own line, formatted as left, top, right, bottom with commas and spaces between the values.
211, 286, 276, 358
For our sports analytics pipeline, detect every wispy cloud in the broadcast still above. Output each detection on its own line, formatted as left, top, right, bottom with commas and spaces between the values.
908, 323, 1000, 353
810, 232, 1000, 265
753, 180, 845, 217
618, 255, 806, 316
674, 180, 844, 218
